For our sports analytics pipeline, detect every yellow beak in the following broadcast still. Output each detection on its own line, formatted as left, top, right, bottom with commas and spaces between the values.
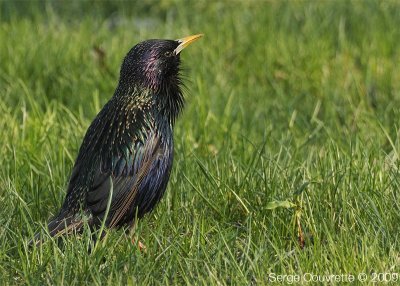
174, 34, 204, 55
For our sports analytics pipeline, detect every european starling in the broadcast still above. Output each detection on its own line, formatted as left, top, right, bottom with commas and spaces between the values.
32, 34, 203, 245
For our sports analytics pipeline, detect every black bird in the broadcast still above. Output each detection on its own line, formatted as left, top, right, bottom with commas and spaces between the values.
32, 34, 203, 246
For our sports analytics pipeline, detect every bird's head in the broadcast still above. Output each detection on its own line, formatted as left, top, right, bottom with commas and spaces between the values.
119, 34, 203, 92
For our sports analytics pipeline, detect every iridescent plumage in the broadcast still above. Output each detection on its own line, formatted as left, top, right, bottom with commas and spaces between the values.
32, 35, 202, 244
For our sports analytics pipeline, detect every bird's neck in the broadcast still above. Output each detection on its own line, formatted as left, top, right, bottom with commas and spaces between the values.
116, 82, 184, 126
156, 81, 184, 126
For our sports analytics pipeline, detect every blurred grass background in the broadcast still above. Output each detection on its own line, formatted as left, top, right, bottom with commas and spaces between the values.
1, 0, 400, 285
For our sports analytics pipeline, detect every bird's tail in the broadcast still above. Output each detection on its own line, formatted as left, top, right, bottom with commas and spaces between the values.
29, 215, 84, 246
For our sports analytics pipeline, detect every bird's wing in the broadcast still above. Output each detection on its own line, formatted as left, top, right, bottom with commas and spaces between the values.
84, 131, 170, 228
33, 133, 168, 244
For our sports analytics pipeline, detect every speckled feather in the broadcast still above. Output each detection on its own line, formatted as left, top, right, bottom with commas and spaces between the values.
35, 39, 187, 241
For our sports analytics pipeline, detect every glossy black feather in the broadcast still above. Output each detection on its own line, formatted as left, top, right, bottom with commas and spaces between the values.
32, 38, 189, 243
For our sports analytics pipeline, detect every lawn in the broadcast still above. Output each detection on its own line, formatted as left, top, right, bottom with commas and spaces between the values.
1, 1, 400, 285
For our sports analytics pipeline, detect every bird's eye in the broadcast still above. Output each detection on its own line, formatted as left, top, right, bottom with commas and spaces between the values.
164, 51, 172, 57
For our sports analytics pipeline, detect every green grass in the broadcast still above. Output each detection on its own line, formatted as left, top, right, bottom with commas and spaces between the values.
1, 1, 400, 285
